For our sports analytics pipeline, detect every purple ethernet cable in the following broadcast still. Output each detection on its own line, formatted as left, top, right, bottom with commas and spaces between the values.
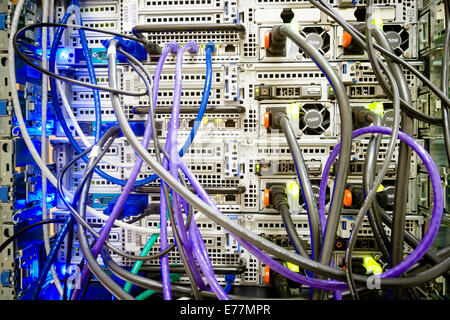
161, 41, 208, 298
179, 126, 443, 290
318, 126, 444, 279
164, 40, 228, 299
161, 128, 208, 298
179, 197, 230, 299
70, 41, 178, 300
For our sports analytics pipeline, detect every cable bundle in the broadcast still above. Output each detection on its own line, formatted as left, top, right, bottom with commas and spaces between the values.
2, 0, 449, 301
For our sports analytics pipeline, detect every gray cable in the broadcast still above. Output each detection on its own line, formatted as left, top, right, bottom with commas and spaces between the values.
76, 128, 134, 300
279, 203, 309, 258
109, 41, 202, 299
362, 110, 391, 261
372, 29, 413, 294
277, 114, 321, 261
275, 25, 353, 285
442, 0, 450, 164
106, 20, 450, 292
344, 36, 401, 298
363, 3, 395, 262
378, 208, 450, 281
309, 0, 444, 126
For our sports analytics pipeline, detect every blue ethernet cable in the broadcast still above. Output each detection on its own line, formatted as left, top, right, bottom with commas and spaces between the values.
140, 42, 215, 184
29, 215, 73, 300
178, 42, 215, 157
224, 274, 235, 294
50, 1, 102, 142
48, 9, 156, 187
49, 33, 214, 186
72, 0, 102, 142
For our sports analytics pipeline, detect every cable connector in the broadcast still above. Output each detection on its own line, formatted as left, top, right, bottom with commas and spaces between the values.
286, 103, 300, 134
269, 184, 301, 216
205, 41, 216, 53
367, 102, 384, 116
186, 40, 198, 54
144, 42, 162, 56
102, 36, 148, 61
285, 182, 300, 215
225, 273, 235, 283
166, 41, 179, 54
264, 25, 287, 56
269, 111, 287, 129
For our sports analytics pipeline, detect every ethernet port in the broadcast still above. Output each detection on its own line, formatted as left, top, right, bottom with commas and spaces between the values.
225, 119, 237, 128
225, 44, 236, 53
188, 119, 196, 128
225, 194, 236, 202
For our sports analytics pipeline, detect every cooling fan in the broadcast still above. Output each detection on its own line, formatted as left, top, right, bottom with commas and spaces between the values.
298, 27, 331, 59
299, 103, 330, 135
382, 25, 410, 57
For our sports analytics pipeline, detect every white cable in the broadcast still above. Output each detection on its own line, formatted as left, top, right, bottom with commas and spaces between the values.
51, 8, 134, 168
10, 0, 205, 235
9, 1, 161, 235
42, 0, 64, 298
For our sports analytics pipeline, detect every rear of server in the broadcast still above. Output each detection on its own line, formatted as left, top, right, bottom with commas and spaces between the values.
0, 0, 448, 302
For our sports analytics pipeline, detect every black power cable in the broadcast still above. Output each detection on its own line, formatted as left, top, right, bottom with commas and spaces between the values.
371, 27, 414, 300
271, 111, 322, 261
270, 185, 309, 259
12, 23, 150, 97
353, 108, 391, 261
0, 219, 66, 254
309, 0, 445, 126
442, 0, 450, 164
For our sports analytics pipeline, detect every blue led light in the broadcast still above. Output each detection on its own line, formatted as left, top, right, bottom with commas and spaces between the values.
46, 193, 55, 203
31, 259, 39, 279
60, 264, 67, 276
58, 49, 71, 61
